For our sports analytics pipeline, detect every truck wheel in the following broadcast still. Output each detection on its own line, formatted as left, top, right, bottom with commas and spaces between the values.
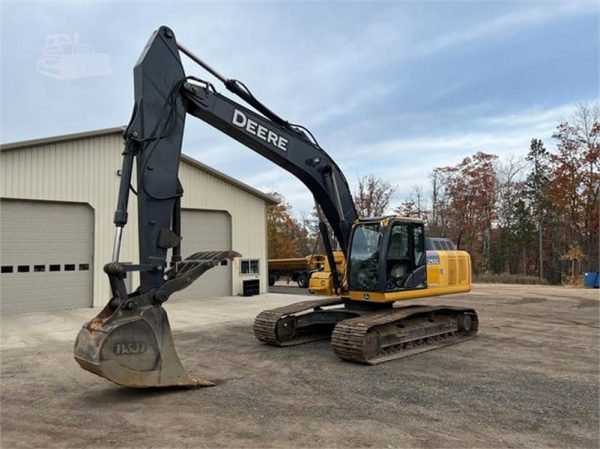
297, 272, 308, 288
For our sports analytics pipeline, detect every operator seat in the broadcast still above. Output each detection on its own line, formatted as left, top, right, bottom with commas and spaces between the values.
387, 228, 410, 289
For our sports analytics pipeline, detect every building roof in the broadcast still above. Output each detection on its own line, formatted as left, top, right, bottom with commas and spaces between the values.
1, 127, 277, 205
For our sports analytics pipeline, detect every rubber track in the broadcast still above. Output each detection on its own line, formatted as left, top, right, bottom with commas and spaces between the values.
254, 297, 344, 346
331, 305, 477, 364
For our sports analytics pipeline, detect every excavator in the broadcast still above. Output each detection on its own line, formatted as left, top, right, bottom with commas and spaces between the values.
74, 26, 478, 388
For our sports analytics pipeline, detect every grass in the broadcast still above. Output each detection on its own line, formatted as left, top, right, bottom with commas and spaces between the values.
474, 272, 549, 285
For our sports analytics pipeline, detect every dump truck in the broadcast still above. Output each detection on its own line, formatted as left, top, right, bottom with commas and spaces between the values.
268, 255, 326, 287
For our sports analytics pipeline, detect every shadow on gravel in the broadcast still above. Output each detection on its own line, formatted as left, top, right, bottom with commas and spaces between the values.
508, 296, 547, 305
577, 298, 599, 308
79, 383, 200, 405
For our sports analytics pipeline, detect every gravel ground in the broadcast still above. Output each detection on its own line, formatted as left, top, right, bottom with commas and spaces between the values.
1, 284, 598, 449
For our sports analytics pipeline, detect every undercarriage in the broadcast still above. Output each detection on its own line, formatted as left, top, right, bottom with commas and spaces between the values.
254, 298, 478, 364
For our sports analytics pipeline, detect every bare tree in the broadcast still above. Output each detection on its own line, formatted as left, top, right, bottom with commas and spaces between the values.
495, 155, 527, 272
394, 185, 429, 221
353, 174, 397, 218
496, 155, 526, 228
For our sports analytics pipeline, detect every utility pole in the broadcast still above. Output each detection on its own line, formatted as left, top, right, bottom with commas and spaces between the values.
538, 222, 543, 280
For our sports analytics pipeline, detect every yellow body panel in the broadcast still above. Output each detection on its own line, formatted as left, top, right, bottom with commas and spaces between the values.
349, 283, 470, 302
308, 251, 346, 296
310, 250, 472, 303
308, 271, 336, 296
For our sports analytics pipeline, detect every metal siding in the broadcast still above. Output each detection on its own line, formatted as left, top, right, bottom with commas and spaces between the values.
171, 209, 232, 300
1, 134, 140, 307
1, 133, 268, 307
178, 162, 268, 295
0, 199, 93, 313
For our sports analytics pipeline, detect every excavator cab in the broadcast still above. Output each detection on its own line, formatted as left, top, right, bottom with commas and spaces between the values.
347, 218, 427, 295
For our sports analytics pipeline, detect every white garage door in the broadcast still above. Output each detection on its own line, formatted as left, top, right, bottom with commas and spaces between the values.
171, 209, 232, 300
0, 199, 94, 314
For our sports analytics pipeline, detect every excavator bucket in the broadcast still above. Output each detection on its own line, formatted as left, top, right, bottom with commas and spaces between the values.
74, 303, 214, 388
74, 250, 240, 388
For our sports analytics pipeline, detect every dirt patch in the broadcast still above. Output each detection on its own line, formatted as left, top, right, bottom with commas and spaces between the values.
509, 296, 548, 305
1, 285, 598, 449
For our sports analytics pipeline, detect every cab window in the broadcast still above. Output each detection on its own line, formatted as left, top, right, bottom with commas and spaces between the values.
348, 223, 381, 291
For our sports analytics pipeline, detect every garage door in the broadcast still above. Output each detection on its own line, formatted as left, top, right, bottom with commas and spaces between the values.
171, 209, 232, 300
0, 199, 94, 314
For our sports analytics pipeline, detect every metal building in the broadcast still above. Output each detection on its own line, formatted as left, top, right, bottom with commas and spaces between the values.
0, 127, 275, 314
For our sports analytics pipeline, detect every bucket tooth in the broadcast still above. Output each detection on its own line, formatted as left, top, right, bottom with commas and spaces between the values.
74, 303, 213, 388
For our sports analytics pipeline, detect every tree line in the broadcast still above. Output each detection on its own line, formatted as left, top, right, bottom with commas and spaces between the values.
267, 104, 599, 284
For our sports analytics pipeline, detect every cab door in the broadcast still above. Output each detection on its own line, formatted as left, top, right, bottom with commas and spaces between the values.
383, 221, 426, 291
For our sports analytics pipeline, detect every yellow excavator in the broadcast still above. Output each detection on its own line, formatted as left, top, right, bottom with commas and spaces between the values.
74, 27, 477, 388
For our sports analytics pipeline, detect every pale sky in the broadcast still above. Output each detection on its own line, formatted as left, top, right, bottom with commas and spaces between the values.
1, 1, 598, 216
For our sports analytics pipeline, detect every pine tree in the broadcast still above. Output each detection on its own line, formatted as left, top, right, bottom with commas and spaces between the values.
525, 138, 550, 280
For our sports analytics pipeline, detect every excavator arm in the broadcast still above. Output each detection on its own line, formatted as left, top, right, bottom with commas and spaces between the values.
183, 84, 357, 254
74, 26, 357, 388
124, 26, 356, 291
